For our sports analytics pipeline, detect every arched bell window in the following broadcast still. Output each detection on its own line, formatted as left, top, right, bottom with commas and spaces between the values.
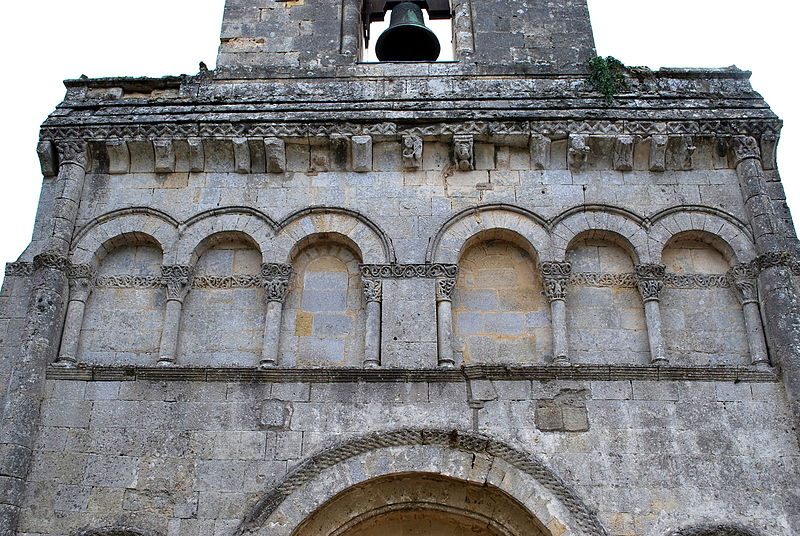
362, 0, 454, 62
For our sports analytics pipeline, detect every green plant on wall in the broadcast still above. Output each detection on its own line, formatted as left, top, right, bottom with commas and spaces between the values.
587, 56, 627, 104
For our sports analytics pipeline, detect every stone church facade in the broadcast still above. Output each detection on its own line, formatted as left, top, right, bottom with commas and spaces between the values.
1, 1, 799, 535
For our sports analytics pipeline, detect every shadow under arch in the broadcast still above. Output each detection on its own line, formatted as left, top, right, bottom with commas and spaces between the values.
427, 204, 550, 264
293, 473, 551, 536
235, 428, 610, 536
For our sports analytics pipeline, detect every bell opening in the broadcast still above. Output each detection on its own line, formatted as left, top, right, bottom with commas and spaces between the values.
364, 4, 453, 62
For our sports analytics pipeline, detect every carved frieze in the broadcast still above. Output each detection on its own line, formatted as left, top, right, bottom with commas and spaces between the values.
569, 271, 732, 289
192, 275, 261, 289
5, 262, 34, 277
360, 264, 458, 279
94, 275, 162, 289
33, 253, 70, 272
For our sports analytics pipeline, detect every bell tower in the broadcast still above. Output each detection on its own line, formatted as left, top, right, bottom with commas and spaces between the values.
216, 0, 596, 77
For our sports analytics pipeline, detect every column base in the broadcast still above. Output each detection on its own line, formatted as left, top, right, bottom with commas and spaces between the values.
651, 357, 669, 365
259, 360, 277, 369
363, 360, 380, 369
438, 360, 455, 369
553, 356, 570, 366
752, 359, 772, 368
156, 358, 175, 367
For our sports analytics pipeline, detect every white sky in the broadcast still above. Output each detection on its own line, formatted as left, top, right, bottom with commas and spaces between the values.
0, 1, 797, 278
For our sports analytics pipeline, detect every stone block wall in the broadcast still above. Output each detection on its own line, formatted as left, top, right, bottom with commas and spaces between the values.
16, 376, 799, 535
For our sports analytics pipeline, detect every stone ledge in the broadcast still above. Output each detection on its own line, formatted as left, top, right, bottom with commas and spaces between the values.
45, 364, 780, 383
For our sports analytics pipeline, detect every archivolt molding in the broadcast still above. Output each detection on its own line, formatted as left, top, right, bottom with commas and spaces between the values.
236, 428, 609, 536
428, 204, 550, 264
70, 209, 178, 265
273, 207, 394, 264
177, 207, 275, 265
648, 207, 756, 264
552, 208, 649, 264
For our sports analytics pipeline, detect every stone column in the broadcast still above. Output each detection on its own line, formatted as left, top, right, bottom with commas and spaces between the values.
0, 140, 88, 535
541, 261, 571, 365
733, 136, 800, 427
260, 263, 292, 368
635, 264, 668, 364
436, 277, 456, 368
729, 264, 770, 366
362, 278, 382, 368
54, 264, 95, 367
157, 265, 192, 366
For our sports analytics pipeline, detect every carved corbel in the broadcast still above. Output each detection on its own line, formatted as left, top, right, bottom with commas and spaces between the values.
529, 134, 551, 170
37, 140, 58, 177
154, 139, 176, 173
351, 135, 373, 172
232, 137, 251, 174
568, 134, 591, 171
106, 140, 131, 174
264, 137, 286, 173
188, 137, 205, 172
612, 135, 635, 171
452, 135, 474, 171
759, 134, 778, 170
649, 135, 668, 172
402, 134, 423, 170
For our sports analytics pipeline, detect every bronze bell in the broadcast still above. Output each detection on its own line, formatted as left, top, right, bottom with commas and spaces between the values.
375, 2, 441, 62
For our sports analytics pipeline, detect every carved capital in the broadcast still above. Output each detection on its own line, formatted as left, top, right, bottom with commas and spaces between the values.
452, 135, 474, 171
33, 253, 69, 272
161, 265, 193, 301
261, 263, 293, 303
55, 139, 90, 168
635, 264, 666, 301
732, 135, 761, 167
362, 278, 383, 303
732, 277, 758, 305
436, 278, 456, 302
540, 262, 572, 302
402, 134, 423, 170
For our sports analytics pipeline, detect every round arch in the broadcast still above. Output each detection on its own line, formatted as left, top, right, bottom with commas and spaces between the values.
235, 429, 609, 536
70, 209, 178, 265
428, 205, 550, 264
648, 208, 756, 264
293, 473, 551, 536
273, 207, 393, 264
177, 207, 275, 265
552, 207, 648, 264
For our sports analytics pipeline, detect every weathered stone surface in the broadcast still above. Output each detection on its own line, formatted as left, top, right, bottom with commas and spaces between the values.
2, 1, 798, 536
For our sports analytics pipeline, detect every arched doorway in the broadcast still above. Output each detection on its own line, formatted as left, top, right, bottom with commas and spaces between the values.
293, 473, 551, 536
